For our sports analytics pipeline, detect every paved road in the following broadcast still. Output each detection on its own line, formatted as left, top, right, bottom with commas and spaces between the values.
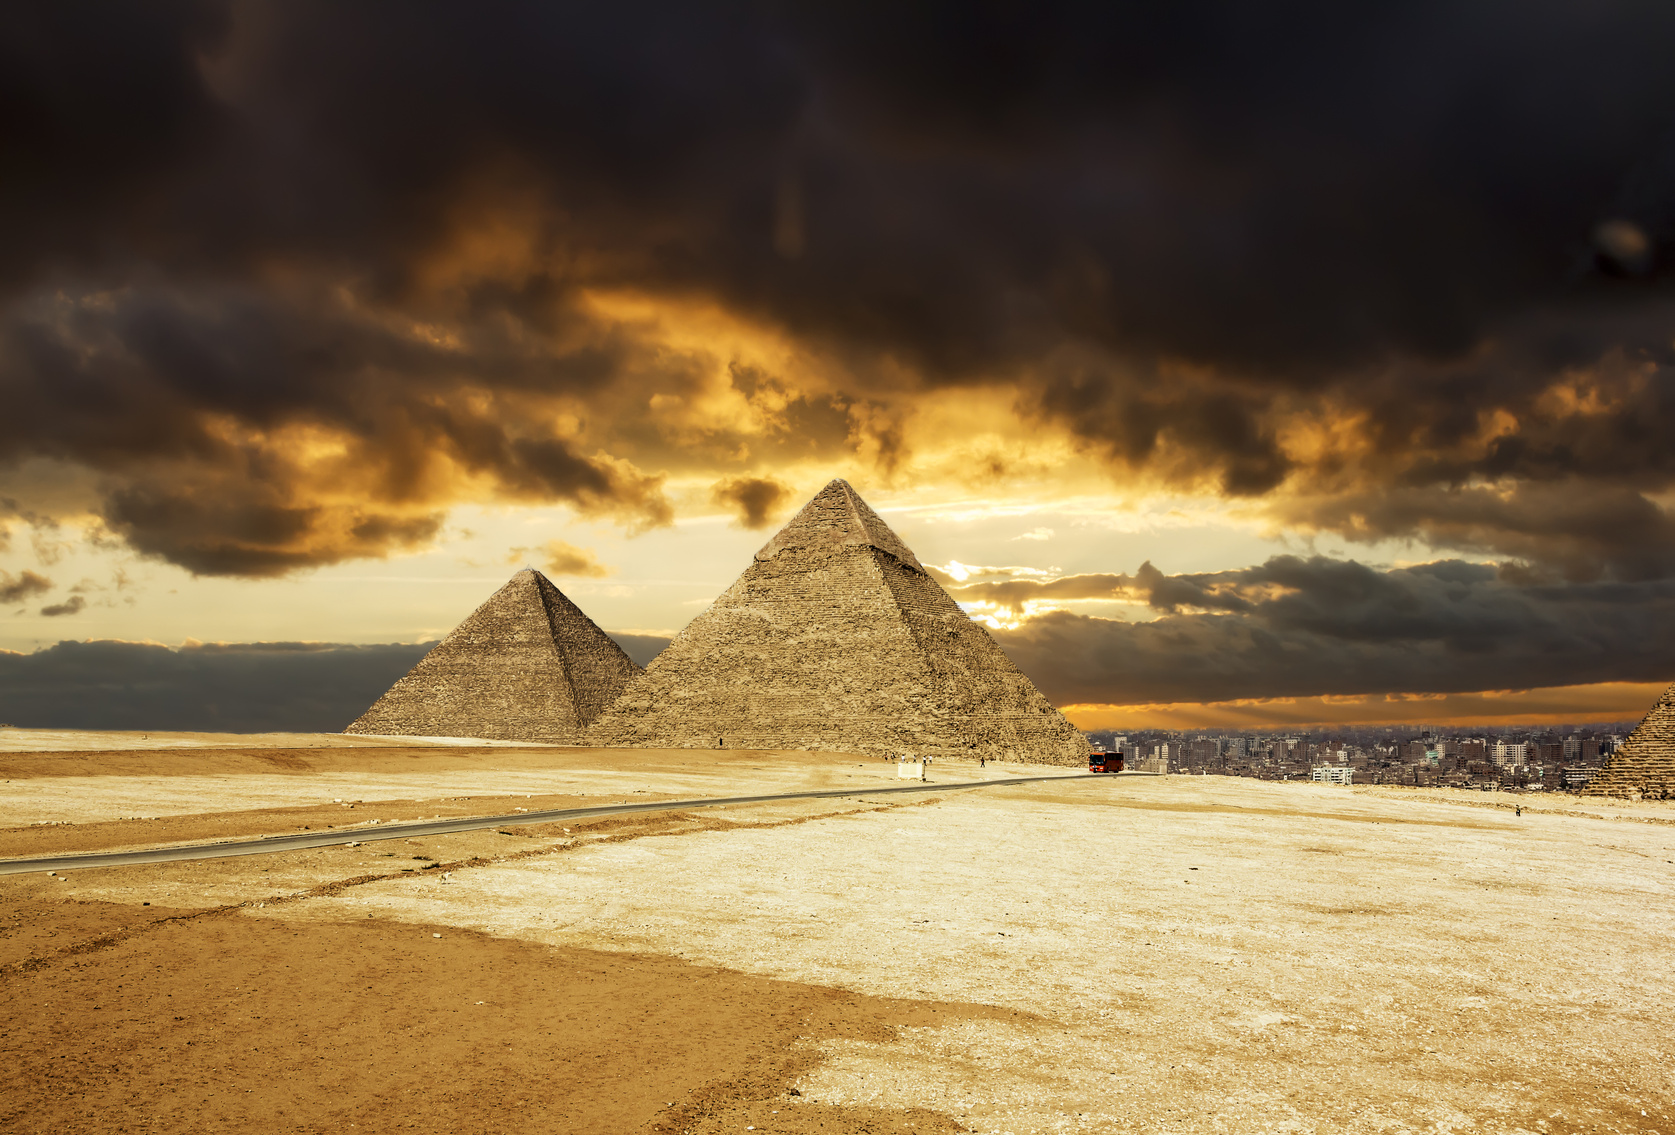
0, 772, 1127, 875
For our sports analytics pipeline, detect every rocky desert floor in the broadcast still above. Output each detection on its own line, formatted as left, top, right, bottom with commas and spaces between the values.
1, 733, 1671, 1135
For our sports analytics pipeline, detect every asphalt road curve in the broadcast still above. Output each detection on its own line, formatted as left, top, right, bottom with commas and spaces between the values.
0, 772, 1130, 876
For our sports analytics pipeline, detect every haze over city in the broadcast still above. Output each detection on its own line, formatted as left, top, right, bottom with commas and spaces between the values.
6, 3, 1675, 731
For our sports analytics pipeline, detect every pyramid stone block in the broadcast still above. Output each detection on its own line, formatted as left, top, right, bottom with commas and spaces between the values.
588, 479, 1090, 765
1584, 683, 1675, 799
344, 568, 639, 743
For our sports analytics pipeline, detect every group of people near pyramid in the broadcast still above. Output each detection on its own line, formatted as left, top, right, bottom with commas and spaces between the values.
345, 480, 1092, 766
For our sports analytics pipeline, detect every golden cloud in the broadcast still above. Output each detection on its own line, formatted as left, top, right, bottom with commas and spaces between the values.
506, 539, 612, 578
1060, 681, 1666, 731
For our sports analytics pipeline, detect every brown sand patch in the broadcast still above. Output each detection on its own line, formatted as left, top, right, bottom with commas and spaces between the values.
0, 745, 888, 780
0, 897, 1017, 1135
0, 898, 206, 968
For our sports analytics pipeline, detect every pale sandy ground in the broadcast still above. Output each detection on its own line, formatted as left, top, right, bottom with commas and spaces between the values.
254, 777, 1673, 1135
13, 748, 1674, 1134
0, 743, 1029, 829
1353, 782, 1675, 824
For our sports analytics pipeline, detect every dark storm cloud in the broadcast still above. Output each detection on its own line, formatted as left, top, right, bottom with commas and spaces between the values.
0, 633, 669, 730
0, 569, 52, 604
979, 555, 1675, 705
0, 639, 432, 731
0, 280, 673, 574
710, 475, 793, 530
8, 2, 1675, 577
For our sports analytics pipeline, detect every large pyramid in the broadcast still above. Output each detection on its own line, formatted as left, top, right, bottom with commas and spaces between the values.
587, 480, 1090, 765
1584, 683, 1675, 799
345, 568, 639, 743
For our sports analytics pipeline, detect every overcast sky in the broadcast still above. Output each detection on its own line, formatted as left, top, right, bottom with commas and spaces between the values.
6, 1, 1675, 730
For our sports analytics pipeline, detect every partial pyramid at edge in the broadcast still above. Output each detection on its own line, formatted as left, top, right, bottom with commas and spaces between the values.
587, 479, 1090, 765
345, 568, 640, 743
1584, 682, 1675, 799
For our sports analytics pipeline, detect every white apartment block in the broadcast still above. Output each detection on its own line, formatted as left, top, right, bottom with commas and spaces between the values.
1492, 739, 1527, 766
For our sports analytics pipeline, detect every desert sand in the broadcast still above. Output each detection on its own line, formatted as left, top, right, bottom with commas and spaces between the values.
2, 733, 1671, 1134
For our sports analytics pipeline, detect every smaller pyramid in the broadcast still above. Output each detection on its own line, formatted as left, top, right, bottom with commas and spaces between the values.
345, 568, 639, 743
1584, 683, 1675, 799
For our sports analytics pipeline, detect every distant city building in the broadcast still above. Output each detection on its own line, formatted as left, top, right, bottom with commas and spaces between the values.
1312, 766, 1354, 785
1492, 739, 1528, 767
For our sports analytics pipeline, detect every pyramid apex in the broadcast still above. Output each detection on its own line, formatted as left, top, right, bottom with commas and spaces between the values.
755, 479, 923, 570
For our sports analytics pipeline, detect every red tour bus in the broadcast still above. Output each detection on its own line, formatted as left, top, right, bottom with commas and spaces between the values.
1088, 752, 1124, 773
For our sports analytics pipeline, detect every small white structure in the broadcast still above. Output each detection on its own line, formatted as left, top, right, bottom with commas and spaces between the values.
897, 759, 925, 780
1312, 765, 1354, 785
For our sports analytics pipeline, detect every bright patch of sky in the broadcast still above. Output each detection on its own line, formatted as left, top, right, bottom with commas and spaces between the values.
0, 490, 1464, 652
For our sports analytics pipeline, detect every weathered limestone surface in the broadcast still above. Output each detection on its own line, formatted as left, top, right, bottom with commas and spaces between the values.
588, 480, 1089, 765
1585, 682, 1675, 799
344, 569, 639, 743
